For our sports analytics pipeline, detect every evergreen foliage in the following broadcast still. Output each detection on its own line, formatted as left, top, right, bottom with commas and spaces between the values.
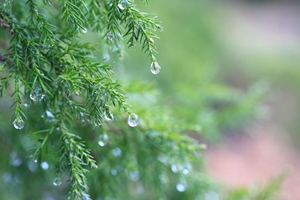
0, 0, 282, 200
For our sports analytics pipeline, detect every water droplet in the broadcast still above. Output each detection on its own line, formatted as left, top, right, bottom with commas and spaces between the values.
112, 147, 122, 157
13, 117, 25, 129
129, 171, 139, 181
111, 168, 117, 176
128, 113, 139, 127
95, 121, 103, 126
176, 183, 186, 192
149, 38, 154, 43
98, 134, 109, 147
56, 127, 60, 131
82, 28, 88, 34
81, 193, 89, 200
30, 86, 45, 101
117, 0, 129, 10
171, 164, 178, 173
34, 159, 38, 163
23, 103, 29, 108
91, 164, 98, 169
182, 163, 192, 175
79, 112, 85, 123
150, 61, 161, 74
46, 110, 55, 122
46, 110, 54, 119
53, 177, 62, 186
104, 110, 114, 121
27, 161, 38, 172
41, 161, 49, 170
106, 32, 114, 41
9, 152, 22, 167
183, 168, 189, 174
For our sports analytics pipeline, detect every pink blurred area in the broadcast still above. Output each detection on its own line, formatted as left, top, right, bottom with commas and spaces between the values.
206, 123, 300, 200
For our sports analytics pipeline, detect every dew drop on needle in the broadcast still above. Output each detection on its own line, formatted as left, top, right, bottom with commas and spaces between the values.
150, 62, 161, 74
128, 113, 139, 127
53, 177, 62, 186
13, 117, 25, 129
30, 86, 45, 101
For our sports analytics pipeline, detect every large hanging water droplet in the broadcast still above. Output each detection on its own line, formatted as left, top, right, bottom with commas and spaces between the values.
98, 134, 109, 147
13, 117, 25, 130
150, 61, 161, 74
53, 177, 62, 186
128, 113, 139, 127
41, 161, 49, 170
117, 0, 129, 10
30, 86, 45, 101
176, 183, 186, 192
104, 110, 114, 121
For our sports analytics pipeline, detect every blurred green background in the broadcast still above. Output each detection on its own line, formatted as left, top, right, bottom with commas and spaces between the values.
123, 0, 300, 147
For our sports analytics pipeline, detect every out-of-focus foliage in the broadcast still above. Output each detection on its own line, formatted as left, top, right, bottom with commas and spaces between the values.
215, 0, 300, 148
124, 0, 267, 140
225, 174, 285, 200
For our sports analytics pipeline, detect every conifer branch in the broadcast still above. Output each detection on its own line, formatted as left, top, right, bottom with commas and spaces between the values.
123, 7, 162, 61
61, 0, 88, 30
0, 1, 174, 199
58, 124, 97, 200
